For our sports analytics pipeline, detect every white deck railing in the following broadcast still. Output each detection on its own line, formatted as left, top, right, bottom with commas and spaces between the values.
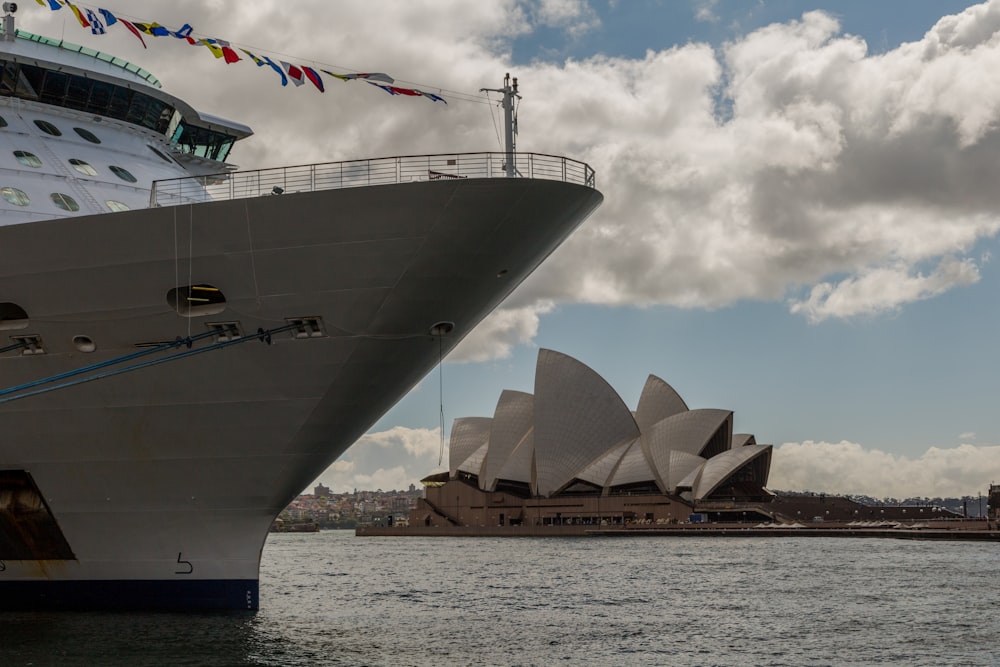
149, 152, 596, 208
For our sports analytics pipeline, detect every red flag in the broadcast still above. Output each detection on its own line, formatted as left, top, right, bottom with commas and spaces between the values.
280, 61, 305, 86
119, 19, 147, 48
221, 46, 241, 64
302, 66, 325, 92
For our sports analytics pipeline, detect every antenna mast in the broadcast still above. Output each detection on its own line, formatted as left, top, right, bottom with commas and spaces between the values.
481, 73, 520, 177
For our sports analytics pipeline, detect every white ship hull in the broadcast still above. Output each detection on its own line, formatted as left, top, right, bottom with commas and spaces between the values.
0, 177, 602, 608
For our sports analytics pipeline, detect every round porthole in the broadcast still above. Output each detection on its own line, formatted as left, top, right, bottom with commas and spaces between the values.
106, 200, 130, 212
34, 119, 62, 136
1, 187, 29, 206
73, 335, 96, 353
14, 151, 42, 168
74, 127, 101, 144
110, 165, 137, 183
51, 193, 80, 212
69, 159, 98, 176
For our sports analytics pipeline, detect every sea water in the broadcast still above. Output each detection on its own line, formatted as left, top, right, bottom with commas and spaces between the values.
0, 530, 996, 666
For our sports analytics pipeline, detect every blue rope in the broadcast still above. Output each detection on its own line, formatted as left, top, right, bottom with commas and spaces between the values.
0, 329, 220, 399
0, 324, 296, 406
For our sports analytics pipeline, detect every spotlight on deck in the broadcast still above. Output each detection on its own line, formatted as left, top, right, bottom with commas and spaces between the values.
271, 186, 284, 195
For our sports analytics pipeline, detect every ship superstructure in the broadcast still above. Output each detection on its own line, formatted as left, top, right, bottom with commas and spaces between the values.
0, 14, 602, 610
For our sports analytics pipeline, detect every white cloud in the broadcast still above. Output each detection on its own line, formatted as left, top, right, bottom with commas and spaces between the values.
769, 440, 1000, 497
694, 0, 720, 24
28, 1, 1000, 359
788, 256, 980, 323
311, 427, 446, 493
450, 301, 555, 362
361, 426, 442, 458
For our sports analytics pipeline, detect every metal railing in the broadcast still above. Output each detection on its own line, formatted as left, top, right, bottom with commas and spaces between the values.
149, 152, 596, 208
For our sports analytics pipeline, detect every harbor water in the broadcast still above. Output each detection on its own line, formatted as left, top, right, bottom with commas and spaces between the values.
1, 530, 996, 666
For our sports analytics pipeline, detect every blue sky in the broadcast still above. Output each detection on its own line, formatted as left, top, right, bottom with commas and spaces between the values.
361, 0, 1000, 497
28, 0, 1000, 497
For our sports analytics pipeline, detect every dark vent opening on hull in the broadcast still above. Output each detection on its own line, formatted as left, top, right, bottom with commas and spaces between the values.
0, 470, 75, 560
10, 334, 44, 355
0, 303, 28, 330
208, 321, 243, 342
167, 284, 227, 317
286, 317, 325, 339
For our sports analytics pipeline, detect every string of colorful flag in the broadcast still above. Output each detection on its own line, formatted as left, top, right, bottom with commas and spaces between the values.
33, 0, 448, 103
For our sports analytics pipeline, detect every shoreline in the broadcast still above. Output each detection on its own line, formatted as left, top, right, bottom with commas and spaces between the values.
356, 521, 1000, 541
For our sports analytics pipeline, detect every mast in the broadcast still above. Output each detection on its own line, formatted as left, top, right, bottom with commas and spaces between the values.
2, 2, 17, 42
481, 73, 520, 177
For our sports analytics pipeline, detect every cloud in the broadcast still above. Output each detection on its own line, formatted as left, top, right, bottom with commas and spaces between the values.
788, 256, 980, 322
450, 301, 555, 362
30, 1, 1000, 359
533, 0, 601, 38
769, 440, 1000, 497
361, 426, 442, 458
694, 0, 720, 24
311, 427, 445, 493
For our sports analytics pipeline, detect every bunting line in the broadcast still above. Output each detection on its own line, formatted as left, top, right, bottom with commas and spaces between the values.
34, 0, 449, 104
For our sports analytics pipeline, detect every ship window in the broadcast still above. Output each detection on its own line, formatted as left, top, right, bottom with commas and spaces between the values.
0, 302, 28, 330
34, 119, 62, 136
68, 159, 98, 176
73, 127, 101, 144
167, 284, 227, 317
148, 145, 174, 163
1, 187, 29, 206
0, 115, 7, 128
106, 200, 130, 212
109, 165, 137, 183
50, 193, 80, 212
13, 151, 42, 168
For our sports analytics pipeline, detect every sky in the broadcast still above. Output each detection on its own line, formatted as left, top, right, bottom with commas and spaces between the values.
26, 0, 1000, 499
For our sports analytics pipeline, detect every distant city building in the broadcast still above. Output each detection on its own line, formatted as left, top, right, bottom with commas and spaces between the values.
414, 349, 773, 527
314, 483, 332, 498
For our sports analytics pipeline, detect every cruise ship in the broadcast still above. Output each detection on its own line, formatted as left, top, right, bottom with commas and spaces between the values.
0, 10, 602, 609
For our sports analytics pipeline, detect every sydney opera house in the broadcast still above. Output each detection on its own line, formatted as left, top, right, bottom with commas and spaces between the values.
412, 349, 774, 529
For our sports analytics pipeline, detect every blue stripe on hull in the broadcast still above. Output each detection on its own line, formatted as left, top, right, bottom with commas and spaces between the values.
0, 579, 259, 611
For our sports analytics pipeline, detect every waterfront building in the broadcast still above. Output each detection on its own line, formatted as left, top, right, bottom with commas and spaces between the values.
414, 349, 774, 527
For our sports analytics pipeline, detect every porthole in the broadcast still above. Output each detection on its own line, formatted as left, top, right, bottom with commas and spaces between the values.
34, 119, 62, 136
167, 284, 227, 317
1, 187, 30, 206
73, 127, 101, 144
73, 335, 97, 353
148, 145, 173, 163
106, 200, 130, 212
109, 165, 137, 183
14, 151, 42, 168
50, 193, 80, 212
68, 159, 98, 176
0, 302, 29, 330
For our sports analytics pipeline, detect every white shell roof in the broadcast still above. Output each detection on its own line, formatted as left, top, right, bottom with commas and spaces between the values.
643, 409, 733, 458
607, 438, 658, 488
482, 390, 534, 492
533, 349, 640, 497
693, 444, 772, 500
666, 450, 706, 493
448, 417, 492, 476
442, 348, 769, 501
575, 437, 633, 487
494, 428, 534, 487
457, 442, 489, 478
634, 374, 688, 433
